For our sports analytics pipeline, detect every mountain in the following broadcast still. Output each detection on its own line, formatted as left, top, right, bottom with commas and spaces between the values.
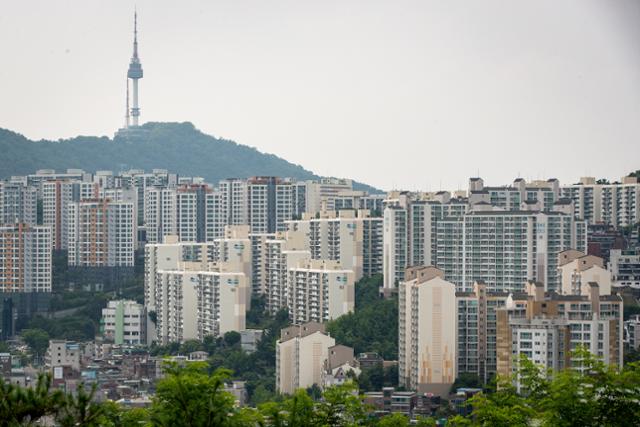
0, 122, 381, 193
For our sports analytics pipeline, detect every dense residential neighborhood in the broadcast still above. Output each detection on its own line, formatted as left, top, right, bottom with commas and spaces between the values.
2, 3, 640, 425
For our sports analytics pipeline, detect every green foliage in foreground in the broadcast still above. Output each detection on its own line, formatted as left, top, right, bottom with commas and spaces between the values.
3, 347, 640, 426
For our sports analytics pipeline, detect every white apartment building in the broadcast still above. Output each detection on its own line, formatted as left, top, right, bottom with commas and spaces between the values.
247, 177, 296, 234
383, 206, 408, 292
286, 210, 383, 282
398, 266, 457, 396
0, 224, 52, 292
264, 237, 310, 314
154, 267, 248, 344
383, 197, 467, 292
609, 249, 640, 288
101, 300, 146, 345
468, 177, 560, 212
287, 259, 355, 324
276, 322, 336, 394
144, 187, 177, 244
67, 199, 136, 267
219, 178, 249, 227
249, 233, 276, 295
561, 176, 640, 227
145, 227, 249, 312
0, 182, 37, 226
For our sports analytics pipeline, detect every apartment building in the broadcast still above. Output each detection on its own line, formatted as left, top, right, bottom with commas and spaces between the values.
456, 281, 516, 383
67, 198, 136, 267
144, 187, 177, 244
561, 176, 640, 227
43, 180, 97, 250
275, 322, 336, 394
304, 178, 354, 214
398, 266, 457, 396
456, 210, 586, 292
0, 182, 37, 226
287, 259, 355, 324
264, 236, 311, 315
247, 177, 296, 234
558, 250, 612, 296
286, 210, 383, 281
496, 280, 623, 384
468, 177, 560, 212
144, 227, 250, 312
625, 315, 640, 350
154, 266, 248, 344
249, 233, 276, 295
101, 300, 146, 345
609, 249, 640, 288
0, 224, 52, 292
176, 184, 210, 242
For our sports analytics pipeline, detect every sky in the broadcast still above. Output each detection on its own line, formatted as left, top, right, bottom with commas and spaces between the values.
1, 1, 639, 191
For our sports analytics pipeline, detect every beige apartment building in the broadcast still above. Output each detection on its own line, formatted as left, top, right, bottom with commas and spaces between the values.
276, 322, 336, 394
558, 250, 612, 296
398, 266, 457, 396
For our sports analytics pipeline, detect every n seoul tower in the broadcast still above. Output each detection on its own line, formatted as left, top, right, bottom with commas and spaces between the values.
126, 12, 143, 127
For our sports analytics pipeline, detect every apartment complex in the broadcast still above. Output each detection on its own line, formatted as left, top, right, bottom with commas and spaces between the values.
154, 267, 248, 344
398, 267, 457, 396
285, 209, 383, 281
0, 224, 52, 292
384, 193, 586, 293
101, 300, 147, 345
496, 280, 623, 384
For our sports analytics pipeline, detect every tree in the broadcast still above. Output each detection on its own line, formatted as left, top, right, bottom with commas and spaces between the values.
150, 362, 244, 427
56, 383, 107, 427
532, 348, 640, 427
223, 331, 241, 347
378, 412, 410, 426
314, 382, 367, 427
21, 328, 50, 362
0, 373, 63, 425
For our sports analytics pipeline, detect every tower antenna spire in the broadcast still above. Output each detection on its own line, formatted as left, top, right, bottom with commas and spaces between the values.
127, 9, 143, 127
133, 9, 138, 59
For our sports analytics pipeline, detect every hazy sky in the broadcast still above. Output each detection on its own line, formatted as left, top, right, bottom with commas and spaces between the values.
1, 1, 639, 190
